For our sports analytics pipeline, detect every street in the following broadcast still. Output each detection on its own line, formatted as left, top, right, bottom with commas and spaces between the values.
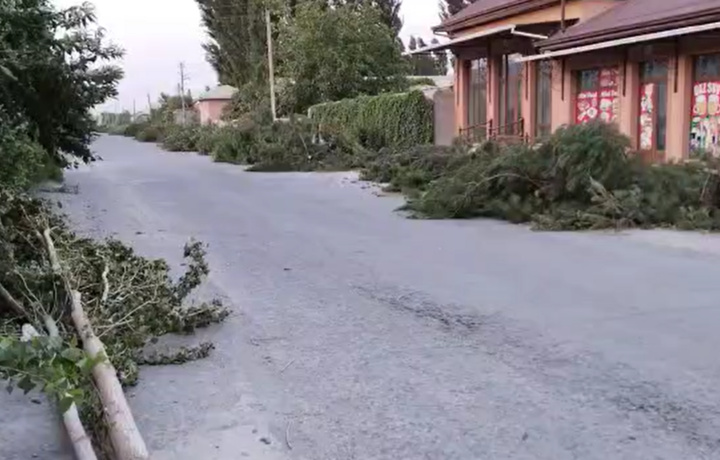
6, 134, 720, 460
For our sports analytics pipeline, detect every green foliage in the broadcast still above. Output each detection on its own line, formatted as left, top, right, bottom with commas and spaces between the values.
409, 77, 438, 87
136, 124, 164, 143
396, 122, 720, 231
0, 187, 228, 450
277, 2, 409, 113
211, 122, 261, 164
0, 1, 123, 163
122, 122, 147, 138
362, 144, 470, 193
196, 0, 267, 87
311, 90, 434, 150
247, 118, 370, 172
161, 125, 200, 152
98, 111, 133, 130
0, 336, 97, 413
0, 122, 47, 189
195, 125, 219, 155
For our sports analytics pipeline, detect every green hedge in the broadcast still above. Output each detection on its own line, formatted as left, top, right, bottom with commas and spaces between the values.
309, 90, 433, 150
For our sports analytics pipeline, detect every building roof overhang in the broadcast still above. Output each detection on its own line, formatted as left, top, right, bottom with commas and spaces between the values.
516, 20, 720, 63
435, 0, 559, 34
540, 1, 720, 51
405, 25, 548, 57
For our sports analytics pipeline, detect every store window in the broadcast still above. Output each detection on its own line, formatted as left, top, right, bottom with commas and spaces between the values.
691, 54, 720, 155
499, 57, 523, 135
535, 61, 552, 139
638, 60, 668, 152
575, 67, 619, 124
468, 59, 487, 133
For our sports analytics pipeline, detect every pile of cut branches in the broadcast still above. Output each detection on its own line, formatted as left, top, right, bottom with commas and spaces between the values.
361, 143, 473, 194
374, 122, 720, 231
0, 187, 228, 458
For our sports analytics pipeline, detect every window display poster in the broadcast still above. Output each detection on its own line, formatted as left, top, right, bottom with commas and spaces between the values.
639, 83, 655, 150
576, 68, 618, 124
691, 81, 720, 155
576, 91, 598, 123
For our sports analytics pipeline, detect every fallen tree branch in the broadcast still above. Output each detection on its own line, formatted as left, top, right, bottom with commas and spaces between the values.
0, 282, 28, 317
100, 262, 109, 306
41, 228, 149, 460
70, 290, 149, 460
42, 228, 61, 274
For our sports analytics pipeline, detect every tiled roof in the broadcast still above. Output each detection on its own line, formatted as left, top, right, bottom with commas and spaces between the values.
437, 0, 551, 32
541, 0, 720, 50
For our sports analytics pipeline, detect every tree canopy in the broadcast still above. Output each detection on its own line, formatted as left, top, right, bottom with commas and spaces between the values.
196, 0, 408, 115
277, 2, 408, 113
0, 0, 123, 163
196, 0, 267, 87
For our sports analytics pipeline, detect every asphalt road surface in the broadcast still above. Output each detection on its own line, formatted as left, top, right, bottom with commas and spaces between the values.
3, 135, 720, 460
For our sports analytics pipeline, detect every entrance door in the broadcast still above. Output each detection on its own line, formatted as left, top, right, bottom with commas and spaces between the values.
638, 60, 668, 161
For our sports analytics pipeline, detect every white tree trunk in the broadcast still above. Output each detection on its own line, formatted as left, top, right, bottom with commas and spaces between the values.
69, 291, 149, 460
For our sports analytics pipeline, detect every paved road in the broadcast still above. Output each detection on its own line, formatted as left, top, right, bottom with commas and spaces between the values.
5, 135, 720, 460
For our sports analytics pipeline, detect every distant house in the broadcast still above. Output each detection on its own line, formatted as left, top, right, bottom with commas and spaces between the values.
195, 85, 237, 125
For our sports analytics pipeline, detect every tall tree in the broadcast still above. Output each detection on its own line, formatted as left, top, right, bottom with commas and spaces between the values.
278, 2, 408, 112
339, 0, 402, 35
196, 0, 267, 86
440, 0, 477, 19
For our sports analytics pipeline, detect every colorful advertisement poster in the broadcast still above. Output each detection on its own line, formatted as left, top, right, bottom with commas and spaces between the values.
576, 67, 618, 124
691, 81, 720, 155
639, 83, 655, 150
576, 91, 598, 123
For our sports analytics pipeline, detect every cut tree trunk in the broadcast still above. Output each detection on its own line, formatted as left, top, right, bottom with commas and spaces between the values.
44, 316, 99, 460
70, 292, 149, 460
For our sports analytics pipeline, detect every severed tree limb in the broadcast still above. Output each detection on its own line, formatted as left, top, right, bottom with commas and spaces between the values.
100, 262, 110, 306
44, 315, 98, 460
42, 228, 61, 274
0, 281, 28, 317
70, 291, 149, 460
41, 229, 149, 460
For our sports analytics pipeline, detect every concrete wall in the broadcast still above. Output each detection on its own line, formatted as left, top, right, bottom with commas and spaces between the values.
197, 99, 231, 125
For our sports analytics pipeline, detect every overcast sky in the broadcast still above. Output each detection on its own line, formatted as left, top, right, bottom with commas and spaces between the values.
53, 0, 441, 113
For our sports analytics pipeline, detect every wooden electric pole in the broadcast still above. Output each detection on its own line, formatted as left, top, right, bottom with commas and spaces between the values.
265, 9, 277, 121
179, 62, 189, 124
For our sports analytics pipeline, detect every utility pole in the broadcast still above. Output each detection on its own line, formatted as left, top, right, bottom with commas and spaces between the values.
178, 62, 190, 124
132, 99, 136, 122
147, 93, 152, 114
265, 9, 277, 121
